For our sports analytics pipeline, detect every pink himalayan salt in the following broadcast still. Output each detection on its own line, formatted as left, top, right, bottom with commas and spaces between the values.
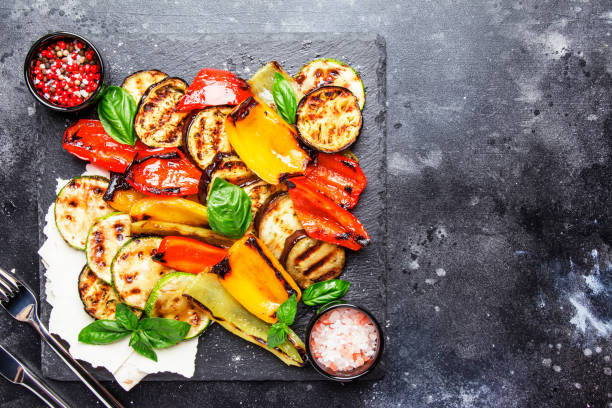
310, 307, 379, 373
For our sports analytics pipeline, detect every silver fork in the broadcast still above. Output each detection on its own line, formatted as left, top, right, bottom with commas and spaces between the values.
0, 267, 124, 408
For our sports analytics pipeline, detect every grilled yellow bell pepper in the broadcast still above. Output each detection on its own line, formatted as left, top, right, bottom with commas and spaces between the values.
130, 197, 208, 226
212, 234, 301, 323
184, 272, 306, 367
225, 96, 310, 184
106, 188, 148, 213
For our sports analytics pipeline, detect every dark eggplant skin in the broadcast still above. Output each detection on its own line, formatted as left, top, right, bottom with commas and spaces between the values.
252, 191, 288, 236
134, 77, 189, 148
103, 172, 132, 202
295, 85, 363, 153
197, 152, 234, 204
279, 229, 308, 267
182, 105, 234, 171
121, 69, 168, 105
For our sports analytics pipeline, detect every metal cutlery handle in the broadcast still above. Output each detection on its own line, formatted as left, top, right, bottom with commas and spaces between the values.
20, 363, 72, 408
28, 316, 125, 408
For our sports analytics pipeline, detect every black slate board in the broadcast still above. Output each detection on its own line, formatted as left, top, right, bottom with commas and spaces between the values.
37, 32, 387, 381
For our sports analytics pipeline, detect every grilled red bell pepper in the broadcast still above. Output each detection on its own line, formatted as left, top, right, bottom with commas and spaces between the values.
63, 119, 144, 173
177, 68, 252, 112
125, 148, 202, 196
153, 236, 227, 274
286, 176, 370, 251
304, 153, 367, 209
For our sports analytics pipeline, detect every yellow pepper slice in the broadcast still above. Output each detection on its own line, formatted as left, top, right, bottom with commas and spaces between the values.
225, 96, 310, 184
130, 197, 208, 226
212, 234, 301, 324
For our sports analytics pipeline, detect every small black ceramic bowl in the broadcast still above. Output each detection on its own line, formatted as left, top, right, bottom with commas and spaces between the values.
24, 32, 106, 113
305, 303, 384, 381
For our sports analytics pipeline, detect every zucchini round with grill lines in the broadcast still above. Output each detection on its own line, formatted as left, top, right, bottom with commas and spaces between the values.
78, 265, 140, 320
134, 77, 190, 148
111, 236, 174, 310
144, 272, 211, 339
295, 86, 362, 153
280, 230, 345, 289
85, 212, 131, 283
121, 70, 168, 104
55, 176, 114, 250
183, 106, 234, 170
295, 58, 365, 110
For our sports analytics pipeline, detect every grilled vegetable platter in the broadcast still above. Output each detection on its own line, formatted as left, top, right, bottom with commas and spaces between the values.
55, 58, 373, 369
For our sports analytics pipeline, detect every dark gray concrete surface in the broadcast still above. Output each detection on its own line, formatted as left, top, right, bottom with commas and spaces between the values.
0, 0, 610, 407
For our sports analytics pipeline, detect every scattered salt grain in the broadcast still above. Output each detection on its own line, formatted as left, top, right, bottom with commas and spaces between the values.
310, 307, 379, 373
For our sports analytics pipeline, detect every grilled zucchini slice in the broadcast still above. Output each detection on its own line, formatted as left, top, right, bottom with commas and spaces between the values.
134, 77, 189, 148
55, 176, 114, 250
183, 106, 234, 170
144, 272, 211, 339
78, 265, 141, 320
121, 70, 168, 104
295, 58, 365, 109
111, 237, 173, 310
247, 61, 304, 111
255, 193, 303, 260
85, 213, 131, 283
130, 220, 235, 248
295, 86, 362, 153
280, 230, 345, 289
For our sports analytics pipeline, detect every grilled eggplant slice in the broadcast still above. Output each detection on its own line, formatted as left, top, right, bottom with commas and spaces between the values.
134, 77, 189, 148
255, 192, 303, 260
79, 265, 123, 320
295, 86, 362, 153
121, 70, 168, 104
247, 61, 304, 111
130, 220, 235, 248
280, 230, 345, 288
55, 176, 114, 250
184, 272, 306, 367
183, 106, 234, 170
242, 180, 281, 227
111, 237, 173, 309
144, 272, 211, 339
295, 58, 365, 109
85, 212, 131, 283
199, 154, 258, 202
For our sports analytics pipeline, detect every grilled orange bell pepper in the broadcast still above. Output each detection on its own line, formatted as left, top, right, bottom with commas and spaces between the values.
225, 96, 310, 184
153, 236, 227, 274
212, 234, 301, 323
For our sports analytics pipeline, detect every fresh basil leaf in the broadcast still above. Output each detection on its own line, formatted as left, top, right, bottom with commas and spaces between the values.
115, 303, 139, 331
207, 177, 252, 239
266, 323, 288, 349
272, 72, 297, 124
97, 85, 137, 146
302, 279, 351, 306
276, 294, 297, 325
316, 299, 345, 314
138, 317, 191, 349
129, 330, 157, 362
78, 320, 131, 345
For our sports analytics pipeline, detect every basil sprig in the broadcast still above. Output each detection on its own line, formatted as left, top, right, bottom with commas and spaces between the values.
78, 303, 190, 362
266, 294, 297, 349
272, 72, 297, 124
302, 279, 351, 306
97, 86, 137, 146
207, 177, 252, 239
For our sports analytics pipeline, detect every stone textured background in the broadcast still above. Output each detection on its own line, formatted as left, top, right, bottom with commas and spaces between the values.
0, 0, 610, 407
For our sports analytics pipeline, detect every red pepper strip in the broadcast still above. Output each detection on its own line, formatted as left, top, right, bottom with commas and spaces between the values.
177, 68, 252, 112
63, 119, 145, 173
153, 236, 227, 274
304, 153, 367, 209
286, 176, 370, 251
125, 148, 202, 196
